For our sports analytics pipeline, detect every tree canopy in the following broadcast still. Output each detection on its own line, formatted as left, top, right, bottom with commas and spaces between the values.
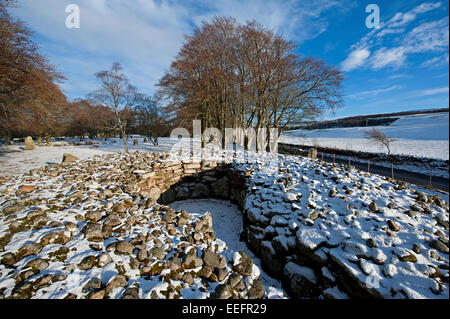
158, 17, 343, 150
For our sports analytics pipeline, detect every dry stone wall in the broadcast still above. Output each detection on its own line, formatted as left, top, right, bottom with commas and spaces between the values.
131, 157, 386, 299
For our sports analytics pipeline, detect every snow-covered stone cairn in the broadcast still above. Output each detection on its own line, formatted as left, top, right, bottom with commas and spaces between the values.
0, 149, 448, 299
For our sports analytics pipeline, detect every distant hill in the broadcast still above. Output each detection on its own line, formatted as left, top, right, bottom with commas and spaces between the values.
290, 108, 449, 130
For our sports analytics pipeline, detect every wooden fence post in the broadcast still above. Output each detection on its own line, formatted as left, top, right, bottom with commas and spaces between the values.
391, 162, 394, 178
429, 167, 433, 186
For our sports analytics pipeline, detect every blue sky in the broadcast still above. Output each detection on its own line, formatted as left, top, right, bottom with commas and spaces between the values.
11, 0, 449, 120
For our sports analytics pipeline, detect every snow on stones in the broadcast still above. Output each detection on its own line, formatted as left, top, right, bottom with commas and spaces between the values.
0, 148, 448, 299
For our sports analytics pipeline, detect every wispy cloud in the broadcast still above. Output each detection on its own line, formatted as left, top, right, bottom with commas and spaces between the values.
421, 53, 449, 67
340, 48, 370, 72
341, 2, 448, 72
12, 0, 350, 99
419, 86, 449, 96
347, 85, 404, 99
370, 47, 407, 69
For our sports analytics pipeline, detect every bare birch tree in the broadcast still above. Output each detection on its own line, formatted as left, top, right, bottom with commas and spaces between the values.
89, 62, 137, 153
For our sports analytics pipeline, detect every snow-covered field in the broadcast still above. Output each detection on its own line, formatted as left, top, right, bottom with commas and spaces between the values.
0, 137, 180, 177
281, 112, 449, 160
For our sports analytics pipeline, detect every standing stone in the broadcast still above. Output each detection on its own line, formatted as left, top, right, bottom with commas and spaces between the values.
24, 136, 35, 150
62, 153, 79, 163
307, 148, 317, 159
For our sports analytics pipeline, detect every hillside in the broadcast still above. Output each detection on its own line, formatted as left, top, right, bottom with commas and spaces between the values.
281, 111, 449, 160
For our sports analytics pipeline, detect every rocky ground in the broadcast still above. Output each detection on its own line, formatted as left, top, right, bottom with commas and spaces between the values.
0, 152, 263, 299
0, 149, 448, 299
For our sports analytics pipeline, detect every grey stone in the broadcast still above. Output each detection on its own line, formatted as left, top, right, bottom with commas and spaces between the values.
176, 187, 190, 200
137, 249, 148, 262
40, 231, 71, 246
227, 273, 242, 288
52, 273, 68, 282
233, 252, 253, 277
148, 187, 161, 202
116, 241, 135, 255
387, 220, 400, 232
191, 183, 210, 199
78, 255, 97, 270
82, 223, 103, 242
167, 256, 181, 271
212, 177, 230, 198
122, 287, 140, 299
106, 275, 128, 293
2, 203, 26, 215
25, 258, 49, 271
62, 153, 79, 163
369, 201, 378, 212
85, 211, 103, 222
160, 189, 176, 205
181, 272, 194, 285
202, 250, 221, 269
18, 243, 42, 259
430, 240, 449, 254
183, 254, 203, 269
103, 215, 121, 227
284, 262, 318, 299
1, 252, 17, 267
150, 247, 166, 260
82, 278, 101, 293
247, 280, 265, 299
214, 284, 232, 299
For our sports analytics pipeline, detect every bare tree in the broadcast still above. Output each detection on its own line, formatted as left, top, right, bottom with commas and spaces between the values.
158, 17, 343, 151
89, 62, 137, 153
364, 128, 396, 156
365, 128, 398, 177
134, 94, 166, 146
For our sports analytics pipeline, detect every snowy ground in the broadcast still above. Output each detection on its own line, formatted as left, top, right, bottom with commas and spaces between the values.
326, 153, 449, 179
169, 199, 286, 298
0, 146, 448, 299
0, 137, 179, 177
281, 112, 449, 160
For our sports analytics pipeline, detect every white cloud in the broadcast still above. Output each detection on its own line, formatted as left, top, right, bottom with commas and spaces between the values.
371, 47, 407, 69
421, 53, 449, 67
389, 2, 441, 28
347, 85, 403, 99
340, 48, 370, 72
342, 1, 447, 72
190, 0, 351, 42
11, 0, 350, 98
419, 86, 449, 96
403, 17, 449, 53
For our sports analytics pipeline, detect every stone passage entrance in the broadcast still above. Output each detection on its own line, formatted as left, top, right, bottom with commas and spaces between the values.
168, 199, 286, 298
136, 159, 288, 297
